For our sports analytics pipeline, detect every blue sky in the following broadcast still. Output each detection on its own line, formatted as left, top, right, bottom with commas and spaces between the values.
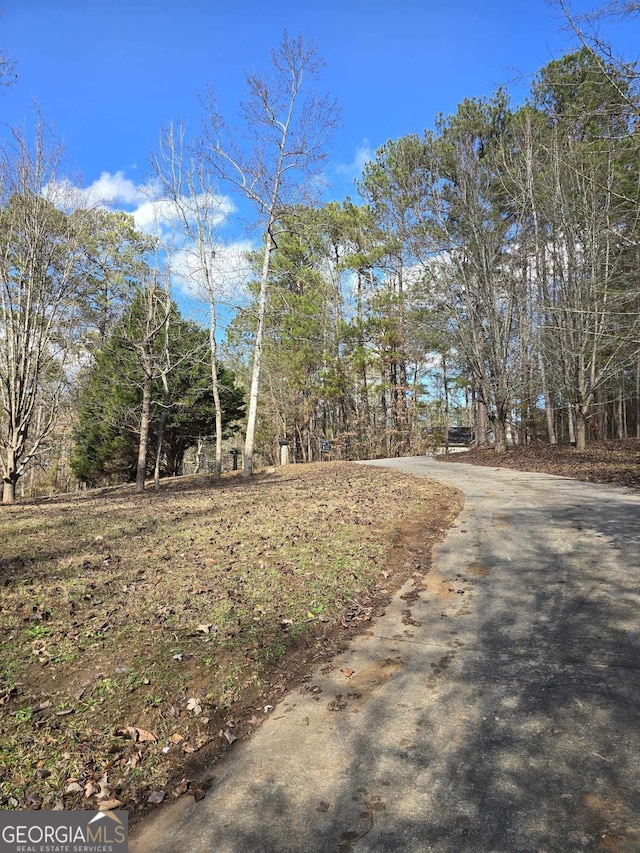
2, 0, 639, 313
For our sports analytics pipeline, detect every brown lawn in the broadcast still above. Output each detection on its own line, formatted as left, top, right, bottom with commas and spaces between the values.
0, 462, 462, 820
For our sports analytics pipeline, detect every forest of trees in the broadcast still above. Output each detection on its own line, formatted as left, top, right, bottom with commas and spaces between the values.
1, 11, 639, 502
226, 46, 640, 461
0, 122, 246, 503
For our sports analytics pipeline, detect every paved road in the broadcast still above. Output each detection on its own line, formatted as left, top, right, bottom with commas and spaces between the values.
130, 458, 640, 853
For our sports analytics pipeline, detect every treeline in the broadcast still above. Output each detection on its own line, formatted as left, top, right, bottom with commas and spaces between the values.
2, 35, 639, 502
0, 126, 245, 503
226, 48, 640, 461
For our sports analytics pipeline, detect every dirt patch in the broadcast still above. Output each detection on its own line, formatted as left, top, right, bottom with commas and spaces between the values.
343, 656, 405, 702
421, 567, 459, 601
0, 462, 463, 822
466, 562, 492, 578
426, 652, 456, 689
582, 793, 640, 852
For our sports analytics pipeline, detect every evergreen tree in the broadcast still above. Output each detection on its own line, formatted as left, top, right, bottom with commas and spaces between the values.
71, 297, 244, 486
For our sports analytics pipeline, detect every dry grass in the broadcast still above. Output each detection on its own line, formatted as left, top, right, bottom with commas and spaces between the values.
0, 462, 461, 818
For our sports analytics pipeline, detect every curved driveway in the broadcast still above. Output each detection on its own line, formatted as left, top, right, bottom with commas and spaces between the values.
131, 458, 640, 853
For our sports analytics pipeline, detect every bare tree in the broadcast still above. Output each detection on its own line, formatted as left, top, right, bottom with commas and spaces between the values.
198, 32, 340, 476
150, 121, 231, 479
518, 49, 640, 450
131, 276, 161, 492
152, 276, 172, 490
0, 42, 16, 91
539, 121, 638, 450
0, 119, 91, 503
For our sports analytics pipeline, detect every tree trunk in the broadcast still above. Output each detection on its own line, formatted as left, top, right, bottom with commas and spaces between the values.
243, 228, 274, 478
539, 352, 557, 445
136, 368, 153, 493
568, 405, 576, 445
544, 395, 557, 445
616, 384, 624, 440
443, 354, 450, 456
575, 407, 587, 452
636, 360, 640, 438
2, 477, 16, 504
476, 394, 488, 447
380, 370, 389, 457
493, 416, 508, 454
153, 405, 168, 490
210, 301, 223, 480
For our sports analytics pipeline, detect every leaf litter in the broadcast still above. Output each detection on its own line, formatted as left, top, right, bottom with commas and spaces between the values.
0, 462, 461, 823
440, 439, 640, 489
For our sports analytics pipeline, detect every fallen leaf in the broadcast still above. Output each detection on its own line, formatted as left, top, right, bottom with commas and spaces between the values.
84, 782, 96, 798
64, 782, 83, 795
0, 687, 18, 706
186, 697, 202, 715
32, 606, 51, 621
341, 668, 355, 678
223, 729, 238, 745
117, 725, 137, 740
316, 801, 331, 812
98, 799, 122, 811
96, 785, 112, 802
117, 725, 156, 743
25, 793, 42, 809
127, 752, 141, 769
169, 732, 184, 744
196, 624, 211, 634
192, 786, 206, 802
135, 727, 157, 743
147, 791, 166, 804
172, 780, 188, 797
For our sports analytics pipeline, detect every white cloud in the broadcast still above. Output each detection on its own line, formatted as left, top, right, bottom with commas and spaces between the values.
81, 170, 151, 206
132, 193, 234, 238
54, 171, 235, 240
46, 170, 249, 310
171, 239, 254, 304
335, 139, 374, 180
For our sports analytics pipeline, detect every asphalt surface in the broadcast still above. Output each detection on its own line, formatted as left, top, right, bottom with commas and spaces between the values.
130, 457, 640, 853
